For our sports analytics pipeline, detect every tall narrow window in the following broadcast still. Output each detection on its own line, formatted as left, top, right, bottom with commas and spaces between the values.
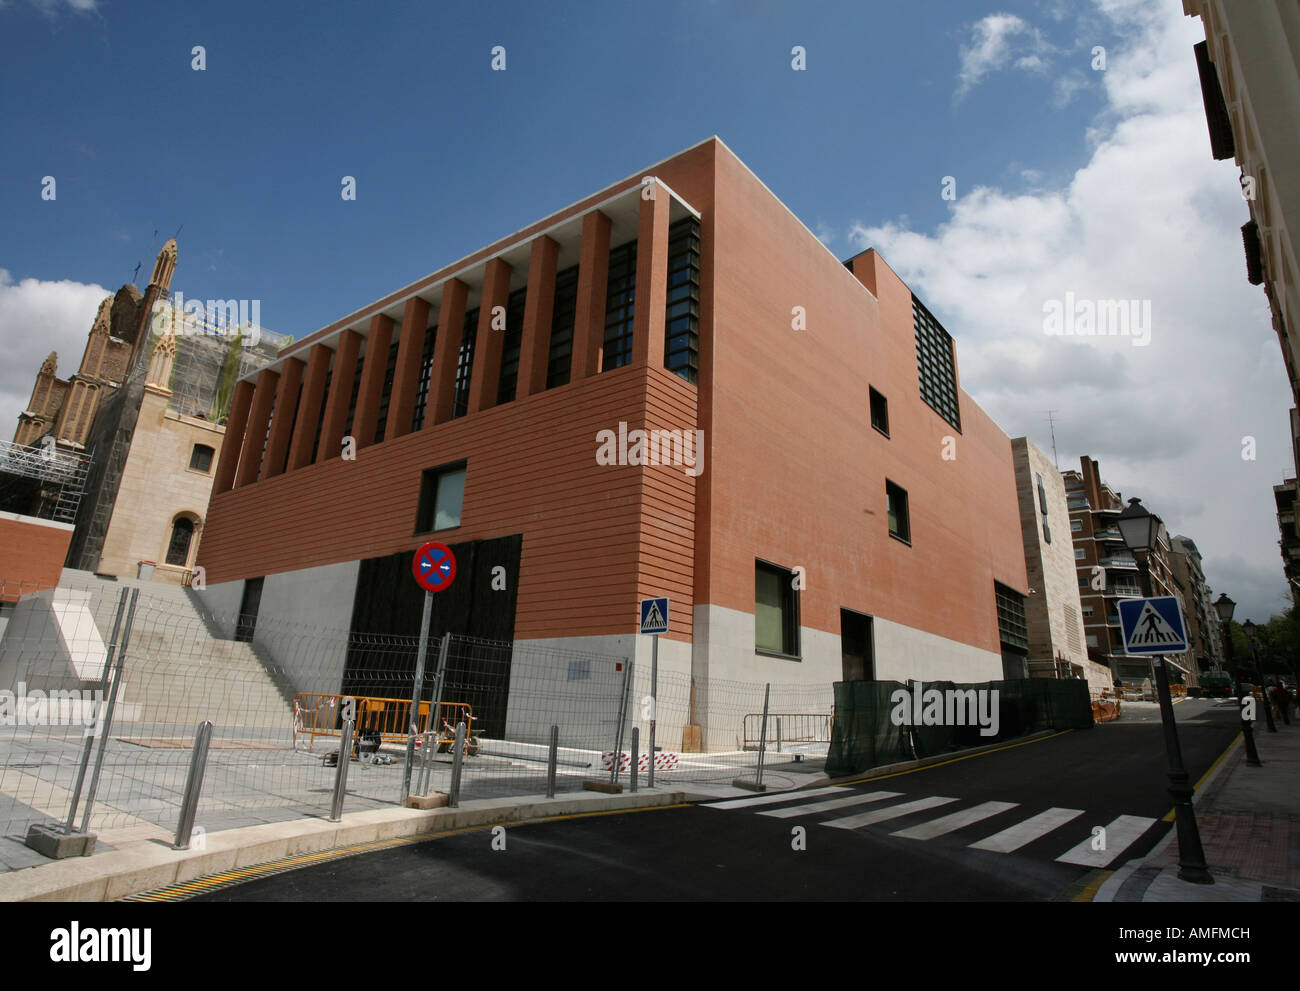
189, 444, 215, 473
664, 217, 700, 384
410, 319, 438, 432
452, 307, 479, 419
755, 560, 800, 657
886, 480, 910, 543
547, 265, 579, 389
913, 295, 961, 432
497, 286, 529, 404
373, 336, 401, 443
311, 366, 332, 462
602, 241, 637, 371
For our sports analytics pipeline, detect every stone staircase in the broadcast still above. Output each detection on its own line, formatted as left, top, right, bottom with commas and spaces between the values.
55, 570, 295, 733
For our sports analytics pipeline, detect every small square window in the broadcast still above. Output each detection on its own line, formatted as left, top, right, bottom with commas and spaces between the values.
886, 480, 910, 543
189, 444, 214, 473
1071, 518, 1083, 533
416, 462, 466, 533
755, 559, 800, 656
869, 387, 889, 437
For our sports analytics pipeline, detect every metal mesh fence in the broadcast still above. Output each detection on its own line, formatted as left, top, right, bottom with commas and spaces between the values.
0, 576, 846, 865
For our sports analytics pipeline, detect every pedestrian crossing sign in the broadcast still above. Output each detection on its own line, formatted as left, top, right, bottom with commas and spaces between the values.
1118, 596, 1188, 654
640, 597, 669, 635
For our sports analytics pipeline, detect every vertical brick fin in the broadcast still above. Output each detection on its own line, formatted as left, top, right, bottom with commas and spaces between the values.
353, 313, 396, 450
518, 237, 559, 399
234, 369, 279, 488
632, 183, 671, 368
572, 210, 612, 380
387, 297, 431, 442
430, 279, 468, 426
213, 379, 255, 494
318, 329, 362, 463
287, 344, 332, 471
262, 357, 304, 479
468, 258, 513, 414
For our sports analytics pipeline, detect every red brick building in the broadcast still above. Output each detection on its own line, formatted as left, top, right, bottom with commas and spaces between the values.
195, 137, 1029, 744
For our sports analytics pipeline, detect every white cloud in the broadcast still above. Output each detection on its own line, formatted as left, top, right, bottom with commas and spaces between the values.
956, 12, 1055, 99
853, 0, 1290, 622
0, 270, 110, 434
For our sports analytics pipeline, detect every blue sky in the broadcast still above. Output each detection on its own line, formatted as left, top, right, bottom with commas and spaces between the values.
0, 0, 1291, 623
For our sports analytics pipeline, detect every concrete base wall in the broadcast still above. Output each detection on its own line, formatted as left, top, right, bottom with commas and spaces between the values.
202, 562, 359, 697
0, 588, 109, 692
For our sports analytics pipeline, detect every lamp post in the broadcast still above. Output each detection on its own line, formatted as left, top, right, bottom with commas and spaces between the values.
1116, 498, 1212, 884
1241, 619, 1277, 733
1215, 594, 1262, 766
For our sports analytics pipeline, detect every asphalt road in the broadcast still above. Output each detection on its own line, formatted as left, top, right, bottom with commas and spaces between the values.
193, 698, 1241, 902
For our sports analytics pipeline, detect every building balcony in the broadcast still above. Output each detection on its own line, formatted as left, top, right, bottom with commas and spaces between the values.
1100, 555, 1139, 569
1106, 586, 1143, 598
1095, 528, 1126, 544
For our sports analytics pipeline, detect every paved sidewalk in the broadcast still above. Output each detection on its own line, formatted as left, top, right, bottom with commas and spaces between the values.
1096, 707, 1300, 902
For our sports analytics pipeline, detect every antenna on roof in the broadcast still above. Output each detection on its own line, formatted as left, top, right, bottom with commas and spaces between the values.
1046, 410, 1060, 469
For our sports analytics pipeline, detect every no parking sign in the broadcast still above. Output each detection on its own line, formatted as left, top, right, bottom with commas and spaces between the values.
412, 541, 456, 593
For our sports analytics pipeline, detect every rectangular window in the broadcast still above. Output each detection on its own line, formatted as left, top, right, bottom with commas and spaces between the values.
341, 357, 363, 438
189, 443, 215, 473
1082, 605, 1094, 617
1043, 520, 1051, 544
602, 241, 637, 372
496, 286, 529, 405
869, 387, 889, 436
755, 560, 800, 657
1086, 634, 1099, 648
886, 480, 910, 543
912, 295, 961, 432
547, 265, 579, 389
1071, 518, 1083, 533
311, 366, 332, 462
1075, 547, 1086, 560
995, 582, 1028, 651
664, 216, 700, 384
1079, 575, 1090, 590
1036, 473, 1049, 516
415, 462, 467, 533
452, 307, 479, 419
410, 320, 438, 432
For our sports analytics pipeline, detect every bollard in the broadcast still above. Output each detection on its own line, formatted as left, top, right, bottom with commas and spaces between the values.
174, 721, 214, 849
755, 683, 771, 789
329, 718, 355, 823
546, 725, 559, 799
630, 727, 639, 793
448, 721, 467, 808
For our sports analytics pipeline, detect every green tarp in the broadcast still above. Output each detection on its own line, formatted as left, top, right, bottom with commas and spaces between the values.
826, 677, 1093, 778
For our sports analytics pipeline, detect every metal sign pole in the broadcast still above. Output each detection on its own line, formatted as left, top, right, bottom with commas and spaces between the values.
648, 633, 659, 788
402, 589, 434, 804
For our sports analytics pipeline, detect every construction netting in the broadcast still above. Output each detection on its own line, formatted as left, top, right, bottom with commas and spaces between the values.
825, 678, 1094, 778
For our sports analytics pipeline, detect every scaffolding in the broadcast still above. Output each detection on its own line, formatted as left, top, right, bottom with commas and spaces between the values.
0, 437, 91, 523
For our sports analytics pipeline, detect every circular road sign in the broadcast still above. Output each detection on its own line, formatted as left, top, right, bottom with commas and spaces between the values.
412, 541, 457, 593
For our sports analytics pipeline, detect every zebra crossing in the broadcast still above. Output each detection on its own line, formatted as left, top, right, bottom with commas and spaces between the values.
703, 787, 1158, 867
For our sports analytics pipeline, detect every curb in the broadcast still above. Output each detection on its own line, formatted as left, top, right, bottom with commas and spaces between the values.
0, 789, 685, 903
818, 729, 1065, 786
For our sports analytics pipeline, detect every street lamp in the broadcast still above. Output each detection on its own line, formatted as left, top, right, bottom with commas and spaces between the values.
1116, 497, 1213, 884
1215, 594, 1262, 766
1241, 619, 1277, 733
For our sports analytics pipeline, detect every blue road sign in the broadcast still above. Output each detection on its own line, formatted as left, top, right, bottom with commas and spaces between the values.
640, 597, 669, 635
1118, 596, 1188, 654
412, 541, 457, 593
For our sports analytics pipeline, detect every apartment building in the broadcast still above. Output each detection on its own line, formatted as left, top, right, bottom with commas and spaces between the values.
1170, 535, 1223, 680
1064, 457, 1191, 687
192, 137, 1029, 746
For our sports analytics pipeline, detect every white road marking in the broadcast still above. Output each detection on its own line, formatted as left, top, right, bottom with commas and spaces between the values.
760, 790, 902, 818
891, 801, 1019, 840
821, 795, 958, 830
702, 785, 845, 810
968, 807, 1084, 853
1055, 814, 1158, 867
